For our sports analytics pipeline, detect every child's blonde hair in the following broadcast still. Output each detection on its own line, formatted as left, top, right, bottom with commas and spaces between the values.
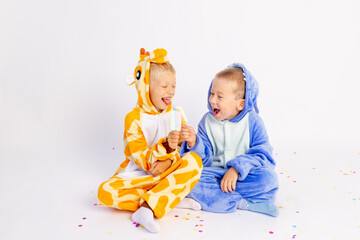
215, 67, 245, 99
150, 62, 176, 81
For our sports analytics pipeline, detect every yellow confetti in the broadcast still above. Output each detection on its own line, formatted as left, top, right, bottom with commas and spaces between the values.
107, 232, 112, 235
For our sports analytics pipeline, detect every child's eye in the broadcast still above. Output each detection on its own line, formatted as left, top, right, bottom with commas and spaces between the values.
218, 96, 223, 99
210, 92, 214, 96
162, 86, 167, 88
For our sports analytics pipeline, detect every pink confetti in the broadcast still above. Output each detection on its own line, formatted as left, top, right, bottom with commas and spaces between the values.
269, 231, 274, 234
82, 217, 86, 220
93, 204, 97, 206
136, 224, 140, 227
296, 211, 300, 213
293, 152, 297, 154
174, 215, 179, 217
112, 147, 115, 150
78, 225, 83, 227
200, 220, 204, 222
292, 235, 297, 239
293, 181, 296, 183
199, 230, 203, 232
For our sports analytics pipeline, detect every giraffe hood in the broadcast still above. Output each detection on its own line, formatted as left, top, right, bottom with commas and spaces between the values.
131, 48, 172, 115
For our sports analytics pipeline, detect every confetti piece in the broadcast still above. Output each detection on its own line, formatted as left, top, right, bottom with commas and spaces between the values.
292, 235, 297, 239
174, 215, 179, 217
112, 147, 115, 150
293, 181, 296, 183
78, 225, 82, 227
82, 217, 86, 220
196, 216, 200, 218
292, 225, 297, 228
269, 231, 274, 234
182, 217, 189, 220
296, 211, 300, 213
199, 230, 203, 232
187, 213, 190, 215
200, 220, 204, 222
108, 233, 112, 235
93, 204, 98, 206
136, 223, 140, 227
293, 152, 297, 154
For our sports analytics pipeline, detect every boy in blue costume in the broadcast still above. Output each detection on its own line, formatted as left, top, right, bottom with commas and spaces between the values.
180, 63, 279, 217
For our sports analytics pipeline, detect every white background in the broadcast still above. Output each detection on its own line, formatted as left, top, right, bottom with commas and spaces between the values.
1, 0, 360, 239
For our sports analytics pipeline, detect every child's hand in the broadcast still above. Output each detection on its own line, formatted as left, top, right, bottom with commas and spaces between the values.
167, 130, 180, 150
221, 167, 240, 193
180, 125, 196, 148
150, 159, 172, 177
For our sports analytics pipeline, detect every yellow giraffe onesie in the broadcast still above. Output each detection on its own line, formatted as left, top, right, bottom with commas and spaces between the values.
98, 48, 203, 219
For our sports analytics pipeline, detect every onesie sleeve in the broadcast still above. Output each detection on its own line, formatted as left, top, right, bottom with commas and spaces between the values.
180, 113, 214, 167
123, 109, 179, 172
226, 111, 276, 181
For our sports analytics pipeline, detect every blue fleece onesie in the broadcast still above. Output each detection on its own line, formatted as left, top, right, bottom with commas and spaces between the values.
180, 63, 279, 217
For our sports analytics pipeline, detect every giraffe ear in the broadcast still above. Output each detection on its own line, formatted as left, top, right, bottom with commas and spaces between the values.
145, 51, 150, 56
140, 48, 145, 56
124, 73, 135, 86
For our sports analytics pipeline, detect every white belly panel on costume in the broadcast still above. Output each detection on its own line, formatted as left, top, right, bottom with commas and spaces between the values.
141, 112, 171, 147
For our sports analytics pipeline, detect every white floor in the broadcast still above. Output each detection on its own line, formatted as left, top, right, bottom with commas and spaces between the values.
1, 146, 360, 240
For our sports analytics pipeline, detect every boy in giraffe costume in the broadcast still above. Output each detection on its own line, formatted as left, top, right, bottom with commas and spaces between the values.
97, 48, 203, 233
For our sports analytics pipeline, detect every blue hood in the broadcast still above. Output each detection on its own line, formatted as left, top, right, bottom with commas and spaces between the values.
207, 63, 259, 123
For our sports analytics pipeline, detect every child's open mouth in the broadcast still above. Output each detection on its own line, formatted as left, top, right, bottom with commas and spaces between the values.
213, 108, 220, 116
162, 97, 171, 105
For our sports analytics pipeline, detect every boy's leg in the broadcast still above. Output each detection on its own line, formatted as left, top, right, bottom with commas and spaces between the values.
187, 166, 244, 213
98, 174, 163, 233
141, 152, 203, 219
98, 174, 160, 210
235, 167, 279, 217
187, 166, 279, 215
234, 167, 278, 202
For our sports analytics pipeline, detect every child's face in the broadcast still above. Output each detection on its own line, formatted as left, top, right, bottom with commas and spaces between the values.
149, 71, 176, 112
209, 77, 245, 121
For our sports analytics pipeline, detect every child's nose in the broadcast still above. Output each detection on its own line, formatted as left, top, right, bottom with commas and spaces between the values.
167, 87, 175, 96
209, 95, 215, 104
